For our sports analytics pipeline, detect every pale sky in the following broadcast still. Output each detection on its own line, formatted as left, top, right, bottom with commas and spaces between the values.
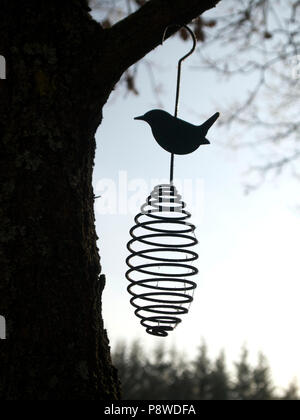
92, 13, 300, 390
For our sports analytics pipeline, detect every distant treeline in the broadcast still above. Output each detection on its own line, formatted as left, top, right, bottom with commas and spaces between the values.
112, 341, 298, 400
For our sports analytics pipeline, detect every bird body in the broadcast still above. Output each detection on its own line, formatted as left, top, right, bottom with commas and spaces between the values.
135, 109, 219, 155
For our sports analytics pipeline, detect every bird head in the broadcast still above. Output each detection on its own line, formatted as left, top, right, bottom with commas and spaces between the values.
134, 110, 169, 125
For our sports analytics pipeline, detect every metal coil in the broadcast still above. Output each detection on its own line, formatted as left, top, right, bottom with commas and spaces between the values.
126, 184, 199, 337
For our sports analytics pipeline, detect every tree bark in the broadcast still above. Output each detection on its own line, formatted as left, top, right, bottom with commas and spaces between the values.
0, 0, 219, 400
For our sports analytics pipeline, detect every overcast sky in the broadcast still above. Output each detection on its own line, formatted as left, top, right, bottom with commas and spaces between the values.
92, 11, 300, 389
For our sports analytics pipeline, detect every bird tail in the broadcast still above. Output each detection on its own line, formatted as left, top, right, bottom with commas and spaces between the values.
199, 112, 220, 133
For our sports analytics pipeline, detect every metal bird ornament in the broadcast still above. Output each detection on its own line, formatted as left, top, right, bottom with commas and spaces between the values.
126, 24, 220, 337
134, 109, 220, 155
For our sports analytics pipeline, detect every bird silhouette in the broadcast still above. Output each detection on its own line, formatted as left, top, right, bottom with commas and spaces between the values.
134, 109, 220, 155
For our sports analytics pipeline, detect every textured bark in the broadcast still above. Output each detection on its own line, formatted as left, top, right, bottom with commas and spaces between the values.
0, 0, 220, 400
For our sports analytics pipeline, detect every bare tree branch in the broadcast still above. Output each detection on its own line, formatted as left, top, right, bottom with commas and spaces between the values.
106, 0, 221, 76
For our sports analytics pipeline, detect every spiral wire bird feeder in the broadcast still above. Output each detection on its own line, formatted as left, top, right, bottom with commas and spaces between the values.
126, 184, 198, 336
126, 25, 200, 337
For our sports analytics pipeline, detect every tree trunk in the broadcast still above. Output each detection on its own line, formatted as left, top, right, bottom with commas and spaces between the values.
0, 0, 219, 400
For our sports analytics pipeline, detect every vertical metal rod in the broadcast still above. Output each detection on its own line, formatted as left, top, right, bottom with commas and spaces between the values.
170, 153, 174, 183
162, 25, 197, 184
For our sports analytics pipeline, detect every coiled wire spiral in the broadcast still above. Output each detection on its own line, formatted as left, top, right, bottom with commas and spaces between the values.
126, 184, 198, 337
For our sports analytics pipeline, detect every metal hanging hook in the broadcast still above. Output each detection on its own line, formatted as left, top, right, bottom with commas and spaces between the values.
161, 24, 197, 183
162, 25, 197, 118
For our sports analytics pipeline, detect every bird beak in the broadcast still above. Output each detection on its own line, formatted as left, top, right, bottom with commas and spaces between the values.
134, 115, 145, 121
203, 138, 210, 145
